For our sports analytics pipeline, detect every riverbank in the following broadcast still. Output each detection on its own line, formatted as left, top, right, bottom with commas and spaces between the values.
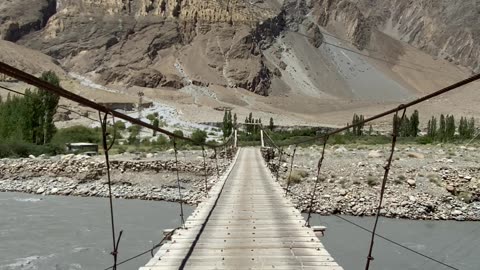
2, 145, 480, 221
262, 145, 480, 221
0, 150, 230, 205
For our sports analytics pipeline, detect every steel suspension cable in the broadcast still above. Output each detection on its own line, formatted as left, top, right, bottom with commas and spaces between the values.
275, 147, 284, 182
365, 108, 406, 270
305, 135, 329, 227
172, 138, 185, 227
201, 146, 209, 197
334, 215, 459, 270
284, 145, 298, 196
214, 148, 220, 179
99, 111, 122, 270
103, 227, 181, 270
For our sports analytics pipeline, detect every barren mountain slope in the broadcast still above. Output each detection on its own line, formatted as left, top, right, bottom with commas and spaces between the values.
0, 0, 479, 127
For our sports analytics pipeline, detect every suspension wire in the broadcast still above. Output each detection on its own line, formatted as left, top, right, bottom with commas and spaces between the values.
284, 145, 298, 196
98, 111, 122, 270
214, 148, 220, 179
103, 226, 181, 270
172, 138, 185, 227
275, 147, 284, 182
201, 146, 209, 197
334, 215, 459, 270
365, 108, 406, 270
305, 135, 329, 227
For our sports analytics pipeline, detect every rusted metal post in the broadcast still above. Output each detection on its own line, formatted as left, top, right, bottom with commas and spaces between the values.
285, 145, 298, 196
306, 136, 329, 227
202, 146, 209, 197
365, 109, 406, 270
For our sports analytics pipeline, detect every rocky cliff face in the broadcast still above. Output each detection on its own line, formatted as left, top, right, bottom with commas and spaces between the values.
9, 0, 283, 95
0, 0, 57, 41
310, 0, 480, 73
1, 0, 478, 99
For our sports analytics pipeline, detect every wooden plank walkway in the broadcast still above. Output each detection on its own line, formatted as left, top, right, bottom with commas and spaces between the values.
140, 148, 343, 270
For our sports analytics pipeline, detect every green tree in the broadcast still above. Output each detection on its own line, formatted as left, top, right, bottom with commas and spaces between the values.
352, 114, 364, 136
152, 118, 159, 136
468, 117, 475, 138
410, 110, 420, 137
269, 117, 274, 131
222, 110, 233, 138
446, 115, 455, 141
51, 126, 100, 146
438, 114, 446, 141
114, 121, 126, 131
427, 116, 437, 139
38, 71, 60, 144
191, 129, 207, 145
127, 125, 141, 145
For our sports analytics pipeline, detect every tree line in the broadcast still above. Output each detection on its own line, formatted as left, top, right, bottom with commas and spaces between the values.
426, 115, 475, 141
348, 111, 476, 142
0, 71, 60, 145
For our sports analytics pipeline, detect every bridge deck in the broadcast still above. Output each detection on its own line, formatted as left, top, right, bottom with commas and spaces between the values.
140, 148, 343, 270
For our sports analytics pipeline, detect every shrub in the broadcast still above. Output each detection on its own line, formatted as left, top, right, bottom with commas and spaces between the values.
0, 141, 62, 158
287, 169, 308, 185
173, 130, 184, 138
114, 121, 126, 131
458, 192, 473, 203
191, 129, 207, 145
427, 174, 441, 186
367, 176, 379, 186
51, 125, 100, 146
153, 135, 169, 146
116, 145, 127, 154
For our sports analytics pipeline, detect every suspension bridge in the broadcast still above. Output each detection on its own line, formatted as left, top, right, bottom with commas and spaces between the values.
141, 147, 342, 269
1, 61, 477, 270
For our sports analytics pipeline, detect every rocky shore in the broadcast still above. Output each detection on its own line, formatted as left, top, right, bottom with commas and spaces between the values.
0, 151, 230, 205
262, 145, 480, 221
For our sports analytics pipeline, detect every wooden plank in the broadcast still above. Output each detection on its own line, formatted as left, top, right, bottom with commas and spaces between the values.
140, 148, 343, 270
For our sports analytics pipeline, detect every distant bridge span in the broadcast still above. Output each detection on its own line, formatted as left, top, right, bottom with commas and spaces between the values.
140, 148, 343, 270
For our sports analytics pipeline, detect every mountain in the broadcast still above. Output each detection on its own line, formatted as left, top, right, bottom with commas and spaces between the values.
0, 0, 479, 126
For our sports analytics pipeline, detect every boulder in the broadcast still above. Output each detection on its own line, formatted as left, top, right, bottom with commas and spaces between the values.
407, 179, 416, 187
406, 152, 425, 159
368, 150, 383, 158
446, 185, 455, 193
451, 210, 462, 216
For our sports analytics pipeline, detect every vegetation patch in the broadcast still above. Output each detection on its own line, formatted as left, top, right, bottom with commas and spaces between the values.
287, 169, 308, 185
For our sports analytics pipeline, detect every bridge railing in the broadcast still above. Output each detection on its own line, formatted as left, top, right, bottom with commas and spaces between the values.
256, 74, 480, 270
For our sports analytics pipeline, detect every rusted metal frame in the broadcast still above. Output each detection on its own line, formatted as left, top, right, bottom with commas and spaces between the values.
275, 147, 284, 182
98, 111, 122, 270
214, 148, 220, 179
172, 138, 185, 227
305, 135, 329, 227
364, 108, 407, 270
201, 146, 209, 197
285, 145, 298, 196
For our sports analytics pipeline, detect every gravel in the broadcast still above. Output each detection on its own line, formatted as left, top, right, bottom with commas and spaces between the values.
262, 144, 480, 221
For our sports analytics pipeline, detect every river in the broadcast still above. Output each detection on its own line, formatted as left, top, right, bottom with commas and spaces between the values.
0, 192, 478, 270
